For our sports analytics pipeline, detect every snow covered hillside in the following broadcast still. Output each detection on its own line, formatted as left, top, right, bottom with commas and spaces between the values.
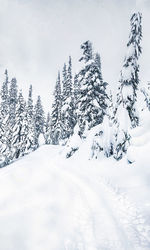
0, 140, 150, 250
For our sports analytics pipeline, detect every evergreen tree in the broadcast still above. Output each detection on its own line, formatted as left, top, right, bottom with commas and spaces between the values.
0, 70, 9, 165
66, 56, 73, 97
1, 69, 9, 119
65, 42, 109, 159
61, 57, 76, 140
2, 77, 18, 163
27, 85, 34, 119
76, 41, 108, 137
116, 12, 142, 128
44, 112, 51, 144
26, 85, 36, 151
62, 63, 67, 98
50, 72, 62, 145
9, 77, 18, 127
79, 40, 93, 63
34, 95, 45, 146
114, 12, 142, 160
13, 90, 27, 159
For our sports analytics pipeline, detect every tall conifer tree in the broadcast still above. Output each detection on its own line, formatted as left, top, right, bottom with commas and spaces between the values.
76, 41, 108, 137
50, 72, 62, 145
34, 95, 45, 147
116, 12, 142, 128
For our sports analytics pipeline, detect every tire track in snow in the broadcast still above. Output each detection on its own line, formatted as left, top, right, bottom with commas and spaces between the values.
98, 176, 150, 250
1, 146, 149, 250
57, 161, 150, 250
46, 164, 97, 250
50, 162, 131, 250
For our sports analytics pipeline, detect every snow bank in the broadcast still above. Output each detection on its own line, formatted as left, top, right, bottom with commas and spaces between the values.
0, 144, 150, 250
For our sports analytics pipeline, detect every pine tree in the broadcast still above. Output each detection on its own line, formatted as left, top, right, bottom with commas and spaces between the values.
76, 41, 108, 137
50, 72, 62, 145
65, 42, 109, 159
34, 95, 45, 146
61, 57, 76, 140
44, 112, 51, 144
62, 63, 67, 98
0, 70, 9, 165
26, 85, 36, 151
13, 90, 27, 159
73, 73, 81, 125
2, 77, 18, 163
27, 85, 34, 120
114, 12, 142, 160
116, 12, 142, 128
0, 115, 6, 166
66, 56, 73, 97
9, 77, 18, 127
90, 90, 117, 160
1, 69, 9, 119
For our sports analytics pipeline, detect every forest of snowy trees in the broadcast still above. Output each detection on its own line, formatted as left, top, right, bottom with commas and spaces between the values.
0, 71, 46, 167
0, 12, 149, 167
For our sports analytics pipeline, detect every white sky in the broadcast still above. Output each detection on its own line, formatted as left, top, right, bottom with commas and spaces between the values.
0, 0, 150, 111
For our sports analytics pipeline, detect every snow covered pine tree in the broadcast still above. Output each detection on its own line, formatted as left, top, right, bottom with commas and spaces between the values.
114, 12, 142, 160
34, 95, 45, 147
26, 85, 37, 151
77, 41, 107, 136
13, 90, 27, 159
1, 77, 18, 164
0, 70, 10, 165
66, 41, 109, 158
44, 112, 51, 144
50, 72, 62, 145
1, 70, 9, 119
61, 57, 76, 142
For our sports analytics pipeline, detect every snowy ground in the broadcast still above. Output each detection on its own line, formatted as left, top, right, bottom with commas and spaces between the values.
0, 136, 150, 249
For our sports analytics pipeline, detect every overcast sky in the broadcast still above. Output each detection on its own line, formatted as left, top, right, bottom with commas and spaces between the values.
0, 0, 150, 110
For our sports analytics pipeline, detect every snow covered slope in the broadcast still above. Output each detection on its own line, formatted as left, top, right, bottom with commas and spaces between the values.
0, 144, 150, 250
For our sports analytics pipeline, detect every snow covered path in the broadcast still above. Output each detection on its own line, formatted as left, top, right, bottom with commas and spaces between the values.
0, 145, 150, 250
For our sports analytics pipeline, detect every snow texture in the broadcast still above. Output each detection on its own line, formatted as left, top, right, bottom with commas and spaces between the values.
0, 119, 150, 250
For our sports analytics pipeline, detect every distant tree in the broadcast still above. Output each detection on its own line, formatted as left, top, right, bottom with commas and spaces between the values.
34, 95, 45, 146
62, 63, 67, 98
1, 69, 9, 119
66, 56, 73, 97
2, 77, 18, 162
26, 85, 36, 151
9, 77, 18, 127
0, 70, 10, 165
61, 56, 76, 140
13, 90, 27, 159
44, 112, 51, 144
50, 72, 62, 145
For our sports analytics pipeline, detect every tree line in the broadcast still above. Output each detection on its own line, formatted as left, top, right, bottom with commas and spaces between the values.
0, 71, 45, 167
50, 12, 144, 161
0, 12, 148, 166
